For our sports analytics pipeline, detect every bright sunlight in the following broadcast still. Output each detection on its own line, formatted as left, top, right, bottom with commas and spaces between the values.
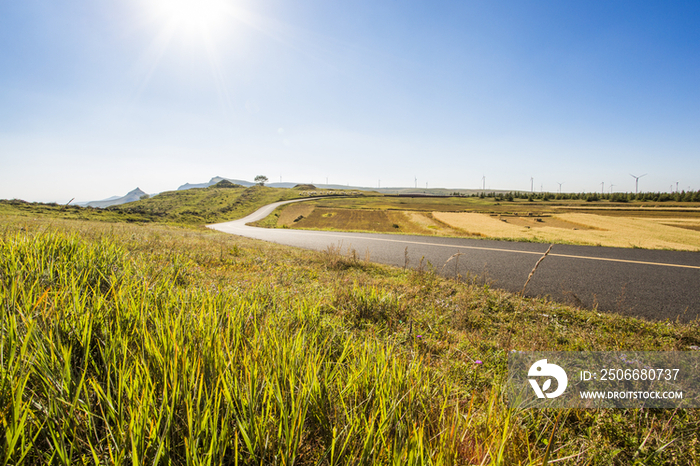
149, 0, 230, 35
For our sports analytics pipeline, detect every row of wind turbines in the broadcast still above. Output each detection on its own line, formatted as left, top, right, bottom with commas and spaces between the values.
299, 173, 685, 194
476, 173, 655, 194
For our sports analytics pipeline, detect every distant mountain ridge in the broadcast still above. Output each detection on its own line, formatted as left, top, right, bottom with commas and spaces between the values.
84, 176, 495, 208
86, 188, 147, 208
176, 177, 480, 193
178, 176, 254, 190
177, 176, 353, 190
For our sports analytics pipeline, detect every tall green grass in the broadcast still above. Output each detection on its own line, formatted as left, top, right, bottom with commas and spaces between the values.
2, 218, 699, 464
0, 231, 473, 464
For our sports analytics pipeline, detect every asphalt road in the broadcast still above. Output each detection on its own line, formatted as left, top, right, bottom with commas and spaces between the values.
208, 199, 700, 322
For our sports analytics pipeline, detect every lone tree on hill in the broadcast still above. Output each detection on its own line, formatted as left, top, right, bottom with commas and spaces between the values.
254, 175, 268, 186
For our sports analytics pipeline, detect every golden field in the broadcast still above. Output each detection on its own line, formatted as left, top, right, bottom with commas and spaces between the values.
432, 211, 700, 250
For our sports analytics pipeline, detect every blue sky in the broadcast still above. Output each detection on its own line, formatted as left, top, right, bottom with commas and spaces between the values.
1, 0, 699, 202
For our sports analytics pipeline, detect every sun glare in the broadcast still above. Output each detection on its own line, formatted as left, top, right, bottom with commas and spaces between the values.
151, 0, 229, 35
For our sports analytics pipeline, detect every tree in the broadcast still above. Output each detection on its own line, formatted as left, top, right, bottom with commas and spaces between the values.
254, 175, 268, 186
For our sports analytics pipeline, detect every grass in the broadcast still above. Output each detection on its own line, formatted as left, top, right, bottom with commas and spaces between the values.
6, 190, 699, 249
2, 213, 700, 464
0, 185, 310, 226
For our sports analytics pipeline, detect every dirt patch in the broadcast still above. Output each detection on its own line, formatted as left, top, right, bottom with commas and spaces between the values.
294, 207, 399, 232
279, 207, 471, 236
278, 203, 316, 226
404, 212, 471, 236
499, 215, 601, 230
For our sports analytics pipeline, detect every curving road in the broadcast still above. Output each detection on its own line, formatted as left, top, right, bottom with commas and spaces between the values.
208, 199, 700, 322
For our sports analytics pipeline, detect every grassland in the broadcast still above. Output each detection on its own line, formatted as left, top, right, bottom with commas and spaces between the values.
2, 208, 700, 464
0, 184, 315, 226
264, 196, 700, 250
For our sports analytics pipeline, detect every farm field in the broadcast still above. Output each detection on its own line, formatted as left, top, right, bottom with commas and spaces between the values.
2, 211, 700, 464
433, 212, 700, 250
266, 196, 700, 251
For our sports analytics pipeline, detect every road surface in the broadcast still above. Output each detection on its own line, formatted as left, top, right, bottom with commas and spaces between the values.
208, 199, 700, 322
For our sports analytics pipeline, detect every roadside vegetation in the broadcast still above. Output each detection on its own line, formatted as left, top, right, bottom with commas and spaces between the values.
2, 210, 699, 464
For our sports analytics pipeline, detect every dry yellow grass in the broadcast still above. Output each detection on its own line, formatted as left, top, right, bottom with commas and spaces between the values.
403, 211, 468, 236
277, 203, 316, 226
432, 212, 700, 251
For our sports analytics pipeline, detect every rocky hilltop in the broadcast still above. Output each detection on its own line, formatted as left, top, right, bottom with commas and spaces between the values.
86, 188, 147, 208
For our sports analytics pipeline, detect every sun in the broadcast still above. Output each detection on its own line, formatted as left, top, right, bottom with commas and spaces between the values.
135, 0, 245, 101
150, 0, 229, 35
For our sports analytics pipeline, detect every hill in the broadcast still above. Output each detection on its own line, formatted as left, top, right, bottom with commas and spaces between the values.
85, 187, 147, 208
178, 176, 254, 190
109, 185, 304, 224
175, 175, 504, 195
0, 185, 353, 225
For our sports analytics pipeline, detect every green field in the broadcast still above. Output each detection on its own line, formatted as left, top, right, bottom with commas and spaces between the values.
2, 189, 700, 464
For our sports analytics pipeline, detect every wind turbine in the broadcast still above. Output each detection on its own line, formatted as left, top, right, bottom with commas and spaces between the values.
414, 176, 417, 189
630, 173, 647, 194
482, 175, 486, 191
557, 182, 564, 194
530, 177, 534, 192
